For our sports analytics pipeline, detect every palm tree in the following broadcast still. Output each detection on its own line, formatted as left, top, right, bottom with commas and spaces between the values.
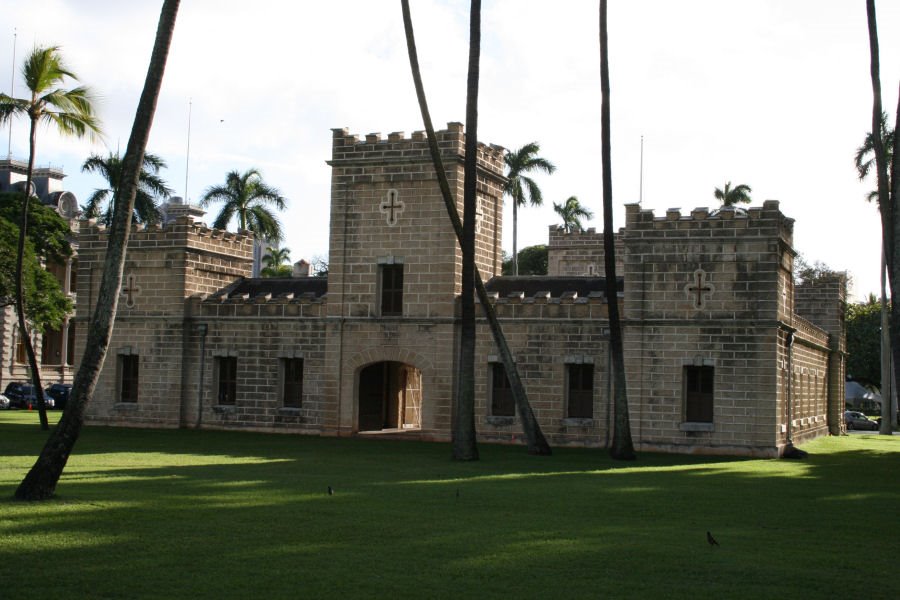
261, 246, 292, 277
82, 152, 173, 226
401, 0, 550, 455
200, 169, 286, 243
714, 181, 752, 207
504, 142, 555, 275
600, 0, 635, 460
553, 196, 594, 233
855, 111, 894, 204
15, 0, 181, 500
0, 45, 101, 430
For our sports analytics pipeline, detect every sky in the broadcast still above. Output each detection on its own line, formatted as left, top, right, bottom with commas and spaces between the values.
1, 0, 898, 301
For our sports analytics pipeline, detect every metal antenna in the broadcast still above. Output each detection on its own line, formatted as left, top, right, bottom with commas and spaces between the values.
639, 135, 644, 205
7, 28, 16, 159
184, 98, 192, 202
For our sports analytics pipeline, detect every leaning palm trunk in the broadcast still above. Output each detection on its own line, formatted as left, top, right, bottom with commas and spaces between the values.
600, 0, 635, 460
865, 0, 900, 435
14, 118, 50, 430
401, 0, 550, 455
15, 0, 181, 500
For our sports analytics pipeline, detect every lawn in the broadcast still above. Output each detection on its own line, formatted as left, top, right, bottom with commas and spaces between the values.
1, 411, 898, 599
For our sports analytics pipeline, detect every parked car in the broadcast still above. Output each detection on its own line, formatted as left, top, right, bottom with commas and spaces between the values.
46, 383, 72, 410
0, 393, 9, 410
2, 382, 53, 409
843, 410, 879, 431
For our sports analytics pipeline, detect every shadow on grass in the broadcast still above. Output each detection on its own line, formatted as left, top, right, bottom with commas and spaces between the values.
1, 415, 899, 599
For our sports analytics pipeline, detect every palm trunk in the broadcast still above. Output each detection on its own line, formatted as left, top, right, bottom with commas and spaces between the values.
600, 0, 635, 460
401, 0, 551, 455
865, 0, 900, 435
15, 0, 181, 501
512, 200, 519, 276
14, 115, 49, 430
451, 0, 481, 461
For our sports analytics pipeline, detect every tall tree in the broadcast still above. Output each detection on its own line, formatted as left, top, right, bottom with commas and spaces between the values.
401, 0, 550, 455
0, 194, 73, 332
200, 168, 286, 243
600, 0, 635, 460
714, 181, 752, 207
0, 45, 101, 430
864, 0, 900, 436
15, 0, 181, 500
553, 195, 594, 233
504, 143, 556, 275
82, 152, 173, 226
261, 246, 292, 277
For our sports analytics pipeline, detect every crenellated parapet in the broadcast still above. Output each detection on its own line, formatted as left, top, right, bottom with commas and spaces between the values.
189, 291, 327, 319
547, 225, 624, 277
76, 216, 255, 260
624, 200, 794, 246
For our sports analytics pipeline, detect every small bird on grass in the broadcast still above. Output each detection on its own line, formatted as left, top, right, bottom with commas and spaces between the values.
327, 485, 334, 496
706, 531, 719, 547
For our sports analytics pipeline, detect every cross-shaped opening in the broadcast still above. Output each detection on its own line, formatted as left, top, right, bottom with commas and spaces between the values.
685, 269, 714, 309
380, 189, 404, 226
121, 273, 141, 308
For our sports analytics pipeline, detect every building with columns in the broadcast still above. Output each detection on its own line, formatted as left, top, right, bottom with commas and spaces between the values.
0, 159, 79, 389
73, 124, 846, 457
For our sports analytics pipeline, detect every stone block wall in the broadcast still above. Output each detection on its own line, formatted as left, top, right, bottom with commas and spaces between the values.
547, 226, 624, 277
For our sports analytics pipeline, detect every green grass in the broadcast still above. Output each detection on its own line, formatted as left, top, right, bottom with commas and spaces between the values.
1, 411, 898, 599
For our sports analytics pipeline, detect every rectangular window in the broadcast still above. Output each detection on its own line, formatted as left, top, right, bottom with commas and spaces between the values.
282, 358, 303, 408
15, 333, 27, 364
41, 327, 65, 365
380, 264, 404, 316
66, 325, 76, 366
490, 363, 514, 417
120, 355, 139, 403
567, 364, 594, 419
685, 365, 714, 423
217, 356, 238, 405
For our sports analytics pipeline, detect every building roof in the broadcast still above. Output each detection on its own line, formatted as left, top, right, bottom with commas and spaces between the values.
207, 277, 328, 301
484, 275, 623, 300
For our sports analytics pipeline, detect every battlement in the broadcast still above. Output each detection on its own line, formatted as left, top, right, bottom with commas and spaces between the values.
190, 291, 326, 319
77, 216, 255, 260
624, 200, 794, 245
329, 122, 505, 176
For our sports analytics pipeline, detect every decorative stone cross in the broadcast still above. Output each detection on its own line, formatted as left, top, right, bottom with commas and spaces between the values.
121, 273, 141, 309
380, 189, 404, 226
684, 269, 714, 309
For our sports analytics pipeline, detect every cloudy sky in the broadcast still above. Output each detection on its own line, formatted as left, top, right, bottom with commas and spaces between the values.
2, 1, 898, 300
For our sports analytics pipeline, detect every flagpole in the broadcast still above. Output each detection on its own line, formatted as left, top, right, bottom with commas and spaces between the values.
639, 134, 644, 205
7, 28, 16, 159
184, 98, 192, 202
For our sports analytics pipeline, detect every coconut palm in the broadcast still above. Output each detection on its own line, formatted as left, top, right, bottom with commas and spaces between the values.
714, 181, 752, 207
261, 246, 292, 277
200, 169, 286, 243
504, 142, 555, 275
600, 0, 635, 460
553, 196, 594, 233
82, 152, 173, 226
0, 45, 101, 430
16, 0, 180, 501
855, 111, 894, 204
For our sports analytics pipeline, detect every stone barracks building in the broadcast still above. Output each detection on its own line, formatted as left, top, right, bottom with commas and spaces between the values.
72, 124, 846, 457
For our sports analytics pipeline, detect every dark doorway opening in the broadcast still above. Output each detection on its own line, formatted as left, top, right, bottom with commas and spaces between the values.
358, 361, 422, 432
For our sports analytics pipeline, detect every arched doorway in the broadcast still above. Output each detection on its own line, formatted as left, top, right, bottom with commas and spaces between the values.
358, 361, 422, 432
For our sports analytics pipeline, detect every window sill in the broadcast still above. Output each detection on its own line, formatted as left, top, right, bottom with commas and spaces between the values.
485, 416, 515, 427
278, 406, 303, 414
213, 405, 237, 414
113, 402, 139, 411
562, 418, 594, 427
679, 422, 714, 432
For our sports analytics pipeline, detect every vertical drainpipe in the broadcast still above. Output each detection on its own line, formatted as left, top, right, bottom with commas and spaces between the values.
785, 330, 795, 445
196, 323, 208, 428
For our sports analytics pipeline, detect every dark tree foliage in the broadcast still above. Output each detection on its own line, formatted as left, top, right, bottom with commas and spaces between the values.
0, 192, 73, 330
847, 296, 883, 387
502, 245, 548, 276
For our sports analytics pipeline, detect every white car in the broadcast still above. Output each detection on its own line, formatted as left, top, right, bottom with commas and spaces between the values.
0, 393, 9, 410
